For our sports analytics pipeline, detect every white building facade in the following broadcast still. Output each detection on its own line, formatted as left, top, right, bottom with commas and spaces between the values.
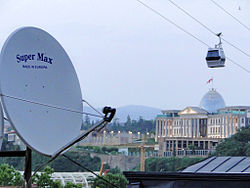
155, 89, 250, 157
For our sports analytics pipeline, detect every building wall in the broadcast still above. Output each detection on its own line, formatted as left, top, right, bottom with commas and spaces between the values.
156, 108, 249, 141
155, 106, 250, 157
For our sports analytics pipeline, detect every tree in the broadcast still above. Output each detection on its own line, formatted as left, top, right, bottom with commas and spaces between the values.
108, 167, 121, 174
84, 115, 91, 125
125, 115, 132, 126
0, 164, 24, 186
215, 127, 250, 156
138, 116, 144, 124
33, 166, 84, 187
92, 173, 128, 188
135, 157, 204, 172
64, 182, 82, 188
81, 115, 92, 130
0, 150, 104, 172
33, 166, 55, 187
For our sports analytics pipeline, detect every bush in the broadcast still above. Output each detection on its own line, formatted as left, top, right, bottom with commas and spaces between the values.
92, 173, 128, 188
64, 182, 82, 188
33, 166, 55, 187
215, 127, 250, 156
0, 164, 24, 186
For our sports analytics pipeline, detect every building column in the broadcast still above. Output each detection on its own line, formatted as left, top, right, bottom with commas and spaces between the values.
155, 120, 158, 141
197, 119, 200, 138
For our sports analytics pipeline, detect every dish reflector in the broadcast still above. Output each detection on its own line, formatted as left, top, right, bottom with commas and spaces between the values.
0, 27, 83, 156
0, 103, 4, 150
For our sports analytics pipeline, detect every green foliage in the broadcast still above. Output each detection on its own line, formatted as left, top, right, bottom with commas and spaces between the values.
92, 173, 128, 188
1, 137, 21, 151
0, 164, 24, 186
0, 157, 24, 171
64, 182, 82, 188
0, 138, 24, 170
215, 127, 250, 156
33, 166, 55, 187
81, 115, 92, 130
137, 157, 204, 172
33, 166, 83, 187
50, 152, 102, 172
32, 151, 50, 171
246, 143, 250, 156
1, 150, 104, 172
108, 167, 121, 174
51, 180, 63, 188
77, 145, 118, 155
146, 138, 156, 144
107, 117, 155, 134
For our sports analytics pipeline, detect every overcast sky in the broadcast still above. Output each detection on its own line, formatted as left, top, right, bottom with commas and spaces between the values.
0, 0, 249, 110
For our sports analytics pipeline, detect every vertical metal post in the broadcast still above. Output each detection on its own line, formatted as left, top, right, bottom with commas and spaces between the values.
24, 147, 32, 188
140, 134, 145, 172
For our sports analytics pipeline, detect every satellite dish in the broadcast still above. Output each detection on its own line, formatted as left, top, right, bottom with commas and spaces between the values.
0, 27, 83, 156
0, 103, 4, 150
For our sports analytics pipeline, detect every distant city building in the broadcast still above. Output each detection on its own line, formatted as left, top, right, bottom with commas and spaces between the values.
79, 130, 154, 146
5, 130, 26, 150
155, 89, 250, 157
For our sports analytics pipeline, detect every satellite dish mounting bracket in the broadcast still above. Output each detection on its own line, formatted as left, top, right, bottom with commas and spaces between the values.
103, 107, 116, 122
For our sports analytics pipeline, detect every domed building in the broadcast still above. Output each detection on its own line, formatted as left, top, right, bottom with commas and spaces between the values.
200, 88, 225, 114
155, 88, 250, 158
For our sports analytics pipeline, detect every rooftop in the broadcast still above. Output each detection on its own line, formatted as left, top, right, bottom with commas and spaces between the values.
182, 156, 250, 173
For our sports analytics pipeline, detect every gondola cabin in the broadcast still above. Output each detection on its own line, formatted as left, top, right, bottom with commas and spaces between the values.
206, 47, 225, 68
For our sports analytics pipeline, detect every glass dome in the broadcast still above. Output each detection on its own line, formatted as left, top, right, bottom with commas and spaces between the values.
200, 89, 225, 113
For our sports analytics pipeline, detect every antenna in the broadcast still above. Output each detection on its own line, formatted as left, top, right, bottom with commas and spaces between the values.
0, 27, 116, 187
0, 27, 83, 156
0, 103, 4, 150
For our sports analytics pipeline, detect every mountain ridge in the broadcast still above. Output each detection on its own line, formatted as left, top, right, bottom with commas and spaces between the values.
83, 105, 161, 122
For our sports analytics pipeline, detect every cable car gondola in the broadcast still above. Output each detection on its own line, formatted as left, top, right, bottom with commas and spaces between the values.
206, 33, 226, 68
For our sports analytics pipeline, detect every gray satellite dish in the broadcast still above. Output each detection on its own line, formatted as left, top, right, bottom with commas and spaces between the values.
0, 27, 83, 156
0, 103, 4, 150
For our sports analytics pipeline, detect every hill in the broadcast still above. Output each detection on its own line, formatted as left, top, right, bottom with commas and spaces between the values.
83, 105, 161, 122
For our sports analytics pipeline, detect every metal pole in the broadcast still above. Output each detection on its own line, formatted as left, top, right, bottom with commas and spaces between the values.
24, 147, 32, 188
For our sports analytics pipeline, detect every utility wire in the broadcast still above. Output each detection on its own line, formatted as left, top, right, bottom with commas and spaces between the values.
62, 154, 119, 188
135, 0, 250, 74
0, 94, 104, 118
168, 0, 250, 58
210, 0, 250, 31
226, 57, 250, 73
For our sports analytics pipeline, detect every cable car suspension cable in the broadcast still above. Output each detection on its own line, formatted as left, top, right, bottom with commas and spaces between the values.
136, 0, 210, 48
209, 0, 250, 31
135, 0, 250, 74
168, 0, 250, 58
